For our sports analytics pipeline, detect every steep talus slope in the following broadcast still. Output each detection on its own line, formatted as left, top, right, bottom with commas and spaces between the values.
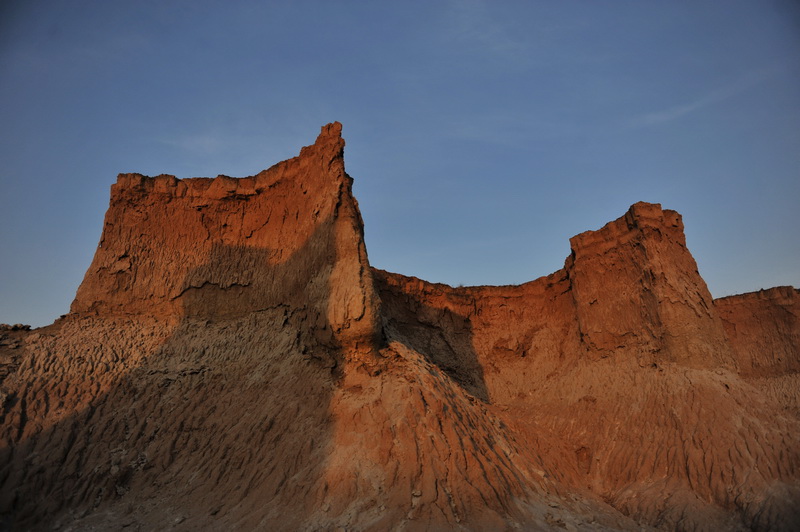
1, 313, 340, 529
1, 123, 798, 531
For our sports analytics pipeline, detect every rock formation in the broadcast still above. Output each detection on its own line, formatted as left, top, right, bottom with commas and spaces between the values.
1, 123, 798, 531
71, 122, 380, 354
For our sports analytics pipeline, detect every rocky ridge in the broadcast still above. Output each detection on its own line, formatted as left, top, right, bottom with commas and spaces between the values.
1, 123, 798, 531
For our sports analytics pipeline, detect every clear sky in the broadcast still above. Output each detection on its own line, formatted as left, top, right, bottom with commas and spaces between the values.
1, 0, 798, 327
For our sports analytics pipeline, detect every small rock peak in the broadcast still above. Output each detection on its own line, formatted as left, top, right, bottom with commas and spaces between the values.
318, 121, 343, 140
300, 122, 345, 162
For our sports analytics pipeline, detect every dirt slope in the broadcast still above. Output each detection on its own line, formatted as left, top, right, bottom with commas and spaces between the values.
1, 123, 798, 531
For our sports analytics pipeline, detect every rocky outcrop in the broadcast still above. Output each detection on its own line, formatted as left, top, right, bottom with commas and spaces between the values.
567, 202, 733, 369
376, 201, 738, 399
1, 124, 798, 531
375, 202, 800, 530
71, 122, 380, 353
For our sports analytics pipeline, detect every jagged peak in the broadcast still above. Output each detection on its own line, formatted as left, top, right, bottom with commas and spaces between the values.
299, 121, 345, 162
317, 121, 343, 142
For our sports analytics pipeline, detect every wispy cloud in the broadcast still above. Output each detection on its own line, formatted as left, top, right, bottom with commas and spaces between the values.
154, 128, 315, 178
158, 133, 230, 154
443, 0, 590, 63
629, 65, 784, 127
445, 0, 526, 54
446, 111, 588, 146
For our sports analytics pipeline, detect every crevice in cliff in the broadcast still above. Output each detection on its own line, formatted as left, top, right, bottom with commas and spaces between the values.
170, 280, 253, 301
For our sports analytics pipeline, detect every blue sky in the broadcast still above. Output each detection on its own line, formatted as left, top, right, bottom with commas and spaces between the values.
1, 0, 798, 327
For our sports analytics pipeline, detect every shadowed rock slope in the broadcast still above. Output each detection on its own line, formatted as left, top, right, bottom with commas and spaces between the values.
1, 123, 798, 531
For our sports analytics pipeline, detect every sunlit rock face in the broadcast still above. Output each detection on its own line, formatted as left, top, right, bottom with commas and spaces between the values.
1, 124, 798, 531
71, 122, 380, 354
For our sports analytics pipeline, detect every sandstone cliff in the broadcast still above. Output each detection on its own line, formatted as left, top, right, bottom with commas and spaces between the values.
72, 122, 380, 353
1, 124, 797, 531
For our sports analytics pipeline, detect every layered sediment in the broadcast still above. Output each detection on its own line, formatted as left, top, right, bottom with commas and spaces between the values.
1, 123, 797, 531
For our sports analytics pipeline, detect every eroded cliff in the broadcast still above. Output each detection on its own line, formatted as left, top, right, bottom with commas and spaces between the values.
71, 122, 380, 353
1, 124, 798, 531
376, 202, 800, 530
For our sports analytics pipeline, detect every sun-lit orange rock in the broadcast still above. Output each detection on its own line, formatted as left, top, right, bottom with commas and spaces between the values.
1, 124, 797, 531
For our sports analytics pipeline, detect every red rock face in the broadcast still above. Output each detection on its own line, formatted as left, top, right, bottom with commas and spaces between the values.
716, 286, 800, 377
1, 124, 798, 531
716, 287, 800, 420
567, 202, 733, 368
71, 122, 380, 353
